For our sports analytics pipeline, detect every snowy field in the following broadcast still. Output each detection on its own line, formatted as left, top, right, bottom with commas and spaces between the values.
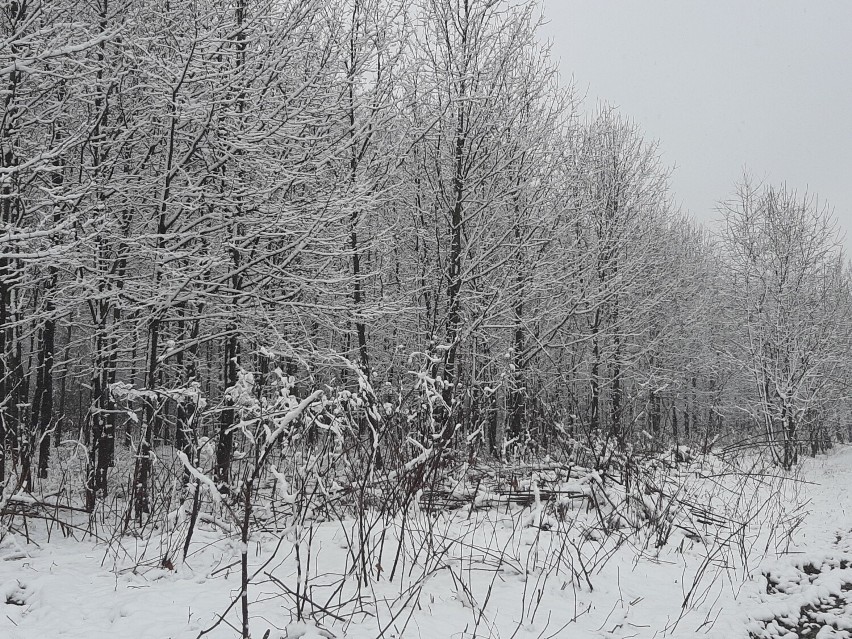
0, 446, 850, 639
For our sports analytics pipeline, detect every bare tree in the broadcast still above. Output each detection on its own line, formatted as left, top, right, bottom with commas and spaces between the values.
720, 178, 850, 468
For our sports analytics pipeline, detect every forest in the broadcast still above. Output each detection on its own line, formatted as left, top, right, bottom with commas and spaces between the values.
1, 1, 851, 638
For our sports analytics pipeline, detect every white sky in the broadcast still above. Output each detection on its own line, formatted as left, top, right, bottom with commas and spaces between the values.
539, 0, 852, 249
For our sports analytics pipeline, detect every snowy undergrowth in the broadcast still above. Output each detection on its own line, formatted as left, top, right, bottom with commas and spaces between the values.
0, 440, 825, 639
737, 447, 852, 639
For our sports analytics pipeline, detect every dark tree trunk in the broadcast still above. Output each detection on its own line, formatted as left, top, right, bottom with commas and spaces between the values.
134, 318, 160, 520
508, 314, 526, 443
215, 331, 238, 493
590, 308, 601, 433
671, 400, 679, 443
33, 309, 55, 480
442, 90, 467, 431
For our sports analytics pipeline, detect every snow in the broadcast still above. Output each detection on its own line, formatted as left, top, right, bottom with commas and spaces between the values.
2, 447, 852, 638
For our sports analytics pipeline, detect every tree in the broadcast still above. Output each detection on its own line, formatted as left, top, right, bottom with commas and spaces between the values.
568, 108, 673, 451
402, 0, 573, 447
720, 178, 851, 468
0, 0, 109, 493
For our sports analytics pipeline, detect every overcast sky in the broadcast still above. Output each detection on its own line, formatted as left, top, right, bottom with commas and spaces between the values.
539, 0, 852, 247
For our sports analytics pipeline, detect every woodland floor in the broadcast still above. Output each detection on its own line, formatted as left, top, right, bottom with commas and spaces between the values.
745, 447, 852, 639
0, 446, 851, 639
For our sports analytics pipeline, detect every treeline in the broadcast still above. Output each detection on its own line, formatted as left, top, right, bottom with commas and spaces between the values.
1, 0, 850, 513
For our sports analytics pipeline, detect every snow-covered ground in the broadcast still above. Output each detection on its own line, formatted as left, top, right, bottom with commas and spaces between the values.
2, 447, 851, 639
740, 447, 852, 639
